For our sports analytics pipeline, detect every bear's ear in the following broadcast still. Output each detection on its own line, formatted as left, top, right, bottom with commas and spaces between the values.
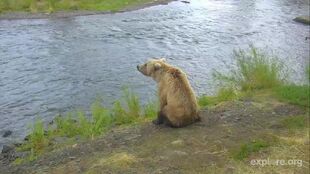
159, 58, 166, 62
154, 63, 161, 71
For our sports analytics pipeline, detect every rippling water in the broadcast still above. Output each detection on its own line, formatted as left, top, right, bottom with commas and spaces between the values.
0, 0, 309, 146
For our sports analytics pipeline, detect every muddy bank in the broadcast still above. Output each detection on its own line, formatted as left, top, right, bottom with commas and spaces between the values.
1, 96, 308, 174
0, 0, 175, 20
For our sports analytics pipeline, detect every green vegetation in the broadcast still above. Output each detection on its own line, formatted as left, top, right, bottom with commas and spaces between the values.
198, 87, 237, 107
199, 46, 309, 110
280, 115, 307, 130
199, 46, 284, 107
214, 46, 284, 91
274, 85, 309, 108
307, 65, 310, 82
0, 0, 155, 13
233, 139, 269, 160
16, 89, 158, 163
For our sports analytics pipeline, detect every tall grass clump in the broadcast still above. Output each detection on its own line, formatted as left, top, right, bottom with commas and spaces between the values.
53, 101, 112, 138
90, 101, 112, 136
17, 120, 52, 162
214, 46, 284, 91
27, 120, 50, 153
54, 113, 80, 137
30, 0, 38, 13
47, 0, 56, 13
111, 88, 158, 124
123, 88, 141, 117
17, 89, 158, 162
143, 100, 158, 119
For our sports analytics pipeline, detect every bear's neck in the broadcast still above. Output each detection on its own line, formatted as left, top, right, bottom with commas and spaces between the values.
152, 65, 170, 83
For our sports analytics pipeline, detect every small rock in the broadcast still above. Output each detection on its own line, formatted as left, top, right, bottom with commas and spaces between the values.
226, 135, 232, 139
181, 0, 190, 4
24, 135, 30, 141
72, 144, 78, 148
44, 130, 49, 136
69, 156, 76, 160
75, 135, 82, 141
48, 120, 54, 125
171, 139, 184, 146
2, 130, 12, 138
224, 166, 235, 174
270, 124, 284, 129
225, 113, 232, 117
173, 150, 187, 156
13, 143, 22, 147
293, 16, 310, 25
53, 137, 68, 144
1, 145, 14, 154
15, 151, 29, 158
235, 117, 241, 121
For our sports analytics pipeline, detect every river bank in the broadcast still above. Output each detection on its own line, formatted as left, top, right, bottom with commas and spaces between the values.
0, 0, 175, 20
0, 93, 308, 174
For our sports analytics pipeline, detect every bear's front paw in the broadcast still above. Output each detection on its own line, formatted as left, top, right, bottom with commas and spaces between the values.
152, 119, 163, 125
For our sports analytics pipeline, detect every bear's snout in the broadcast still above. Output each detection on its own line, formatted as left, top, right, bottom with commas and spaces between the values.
137, 64, 148, 76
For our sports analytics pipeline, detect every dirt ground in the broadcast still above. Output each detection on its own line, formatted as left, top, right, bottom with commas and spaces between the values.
0, 98, 308, 174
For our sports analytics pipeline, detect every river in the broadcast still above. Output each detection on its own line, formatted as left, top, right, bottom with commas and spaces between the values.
0, 0, 309, 146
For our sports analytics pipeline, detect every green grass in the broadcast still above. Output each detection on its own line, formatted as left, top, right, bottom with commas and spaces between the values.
17, 89, 158, 163
273, 85, 309, 108
280, 115, 307, 130
211, 46, 309, 109
233, 139, 269, 160
16, 120, 52, 162
214, 46, 284, 91
0, 0, 154, 13
307, 66, 310, 82
143, 101, 158, 119
198, 87, 237, 107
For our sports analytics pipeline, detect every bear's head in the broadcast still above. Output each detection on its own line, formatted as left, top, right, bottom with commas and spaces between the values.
137, 58, 166, 81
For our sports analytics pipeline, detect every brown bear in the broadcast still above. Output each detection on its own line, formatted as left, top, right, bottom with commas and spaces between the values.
137, 58, 200, 128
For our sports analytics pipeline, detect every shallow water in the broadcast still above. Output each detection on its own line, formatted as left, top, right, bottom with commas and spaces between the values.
0, 0, 309, 146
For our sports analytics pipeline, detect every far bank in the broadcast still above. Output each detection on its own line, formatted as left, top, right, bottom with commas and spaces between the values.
0, 0, 175, 20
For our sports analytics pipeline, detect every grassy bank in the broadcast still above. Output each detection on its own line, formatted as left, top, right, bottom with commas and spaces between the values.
0, 0, 160, 13
15, 88, 158, 163
197, 47, 309, 173
199, 46, 310, 109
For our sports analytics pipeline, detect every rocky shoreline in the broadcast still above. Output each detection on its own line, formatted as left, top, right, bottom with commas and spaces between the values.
0, 0, 175, 20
